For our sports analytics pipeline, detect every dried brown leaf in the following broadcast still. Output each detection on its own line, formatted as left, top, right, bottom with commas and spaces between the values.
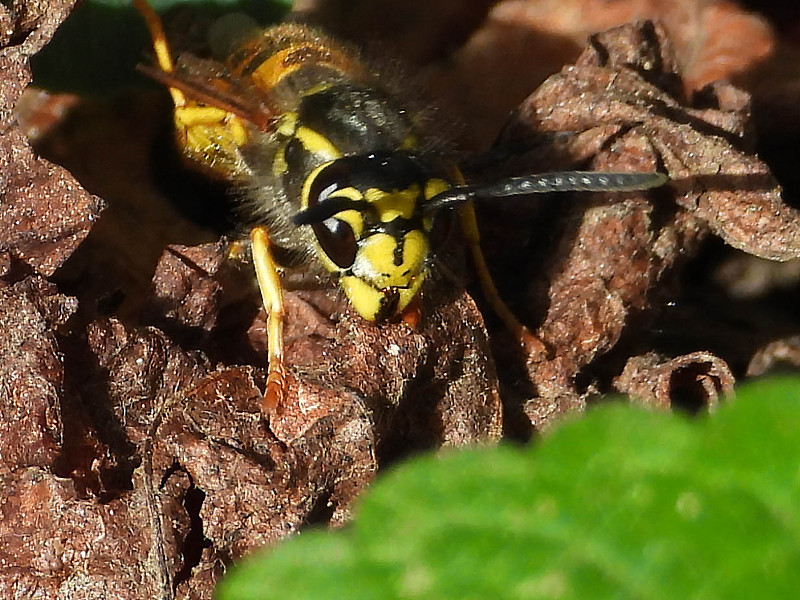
496, 21, 797, 426
0, 278, 75, 473
614, 351, 735, 411
47, 237, 501, 596
144, 241, 227, 335
0, 1, 102, 278
747, 336, 800, 377
0, 467, 163, 599
152, 366, 377, 557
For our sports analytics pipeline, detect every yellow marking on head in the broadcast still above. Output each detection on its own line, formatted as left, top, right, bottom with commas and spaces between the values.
295, 126, 341, 161
356, 231, 427, 287
329, 188, 363, 203
363, 186, 420, 222
358, 233, 398, 282
330, 214, 429, 321
332, 209, 364, 239
340, 271, 426, 321
397, 276, 426, 315
316, 245, 341, 274
301, 163, 329, 210
399, 230, 428, 276
340, 276, 383, 321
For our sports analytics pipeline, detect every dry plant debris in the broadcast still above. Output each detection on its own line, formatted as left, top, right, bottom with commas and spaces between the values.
3, 0, 800, 598
491, 20, 800, 426
614, 351, 735, 412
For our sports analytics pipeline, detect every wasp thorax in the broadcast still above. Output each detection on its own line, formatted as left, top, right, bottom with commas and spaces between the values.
297, 153, 449, 321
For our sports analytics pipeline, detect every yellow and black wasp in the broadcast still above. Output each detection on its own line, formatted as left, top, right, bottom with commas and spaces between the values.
134, 0, 667, 417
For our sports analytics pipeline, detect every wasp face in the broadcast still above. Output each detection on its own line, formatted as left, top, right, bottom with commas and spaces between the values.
296, 152, 452, 321
338, 212, 428, 322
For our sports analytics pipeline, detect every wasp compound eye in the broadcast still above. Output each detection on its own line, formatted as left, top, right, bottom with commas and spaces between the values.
293, 160, 367, 226
309, 161, 350, 205
313, 217, 357, 268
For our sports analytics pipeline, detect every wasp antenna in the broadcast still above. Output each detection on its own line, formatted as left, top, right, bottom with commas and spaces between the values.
422, 187, 478, 214
480, 171, 668, 197
293, 198, 367, 225
425, 171, 668, 213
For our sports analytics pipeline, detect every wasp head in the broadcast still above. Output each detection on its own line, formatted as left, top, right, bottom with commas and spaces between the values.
294, 152, 453, 321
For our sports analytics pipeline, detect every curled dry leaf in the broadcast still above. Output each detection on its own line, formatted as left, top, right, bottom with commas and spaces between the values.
614, 351, 735, 412
489, 20, 798, 426
747, 336, 800, 377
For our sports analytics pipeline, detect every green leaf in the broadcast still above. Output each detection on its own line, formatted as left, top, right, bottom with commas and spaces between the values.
216, 377, 800, 599
31, 0, 292, 94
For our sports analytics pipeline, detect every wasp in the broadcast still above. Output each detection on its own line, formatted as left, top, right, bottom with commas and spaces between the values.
133, 0, 667, 417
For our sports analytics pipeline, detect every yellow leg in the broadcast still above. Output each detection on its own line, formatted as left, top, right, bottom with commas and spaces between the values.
135, 0, 250, 178
457, 202, 547, 359
133, 0, 186, 108
250, 226, 286, 417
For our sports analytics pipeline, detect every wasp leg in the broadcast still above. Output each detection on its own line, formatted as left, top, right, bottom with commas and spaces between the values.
250, 226, 287, 417
133, 0, 185, 106
135, 0, 251, 178
457, 202, 548, 359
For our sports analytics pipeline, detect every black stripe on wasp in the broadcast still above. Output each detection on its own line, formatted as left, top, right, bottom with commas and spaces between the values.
133, 0, 668, 420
